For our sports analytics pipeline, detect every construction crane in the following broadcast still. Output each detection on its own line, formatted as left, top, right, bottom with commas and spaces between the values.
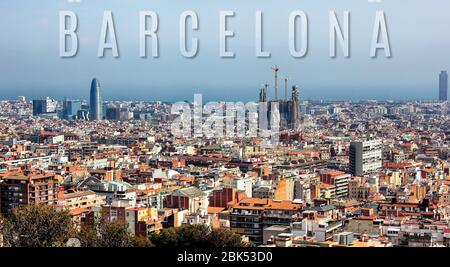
271, 65, 279, 100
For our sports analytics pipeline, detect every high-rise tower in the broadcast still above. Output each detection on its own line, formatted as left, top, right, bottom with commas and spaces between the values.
349, 139, 382, 177
63, 99, 82, 120
283, 77, 289, 101
89, 78, 103, 121
259, 84, 268, 103
439, 71, 448, 101
32, 97, 57, 116
271, 65, 279, 100
290, 85, 300, 130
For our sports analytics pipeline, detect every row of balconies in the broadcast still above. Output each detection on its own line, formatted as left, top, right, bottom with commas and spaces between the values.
230, 217, 260, 223
231, 223, 262, 230
231, 210, 262, 216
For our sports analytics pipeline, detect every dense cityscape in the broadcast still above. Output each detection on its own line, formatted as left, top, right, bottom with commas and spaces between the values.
0, 67, 449, 247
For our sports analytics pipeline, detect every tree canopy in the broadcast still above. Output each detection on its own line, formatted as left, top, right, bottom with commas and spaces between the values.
0, 205, 249, 247
0, 205, 74, 247
150, 224, 251, 247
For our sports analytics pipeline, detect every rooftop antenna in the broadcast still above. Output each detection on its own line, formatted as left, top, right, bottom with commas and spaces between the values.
271, 65, 279, 100
283, 77, 289, 100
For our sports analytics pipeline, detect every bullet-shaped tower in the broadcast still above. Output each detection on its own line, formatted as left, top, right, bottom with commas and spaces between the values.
89, 78, 103, 121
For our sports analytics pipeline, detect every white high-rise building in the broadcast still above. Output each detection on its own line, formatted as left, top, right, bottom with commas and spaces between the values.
349, 139, 382, 177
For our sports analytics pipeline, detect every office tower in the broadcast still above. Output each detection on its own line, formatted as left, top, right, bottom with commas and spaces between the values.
89, 78, 103, 120
32, 97, 57, 116
32, 100, 43, 116
17, 96, 26, 102
106, 106, 121, 121
63, 99, 82, 120
439, 71, 448, 101
349, 139, 383, 177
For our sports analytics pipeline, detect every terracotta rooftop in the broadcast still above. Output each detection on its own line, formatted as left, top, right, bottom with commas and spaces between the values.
0, 171, 55, 181
68, 208, 89, 216
59, 190, 96, 200
320, 183, 336, 189
233, 198, 302, 211
323, 169, 345, 176
207, 207, 225, 214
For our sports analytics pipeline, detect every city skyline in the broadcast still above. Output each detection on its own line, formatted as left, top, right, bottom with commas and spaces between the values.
4, 68, 448, 103
0, 86, 448, 248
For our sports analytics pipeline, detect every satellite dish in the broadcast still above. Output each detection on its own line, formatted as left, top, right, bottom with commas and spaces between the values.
66, 238, 81, 247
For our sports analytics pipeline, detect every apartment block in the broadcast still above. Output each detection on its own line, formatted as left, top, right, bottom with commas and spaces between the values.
0, 171, 59, 216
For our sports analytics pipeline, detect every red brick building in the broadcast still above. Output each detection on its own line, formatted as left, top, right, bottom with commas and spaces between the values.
209, 187, 245, 208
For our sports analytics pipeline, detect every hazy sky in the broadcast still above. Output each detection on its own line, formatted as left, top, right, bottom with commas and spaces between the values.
0, 0, 449, 102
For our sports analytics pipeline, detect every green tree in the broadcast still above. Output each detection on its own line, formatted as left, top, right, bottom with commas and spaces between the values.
208, 228, 251, 247
77, 224, 100, 247
0, 205, 74, 247
97, 219, 133, 247
76, 218, 154, 247
149, 227, 179, 247
0, 206, 248, 248
150, 224, 250, 247
130, 235, 154, 247
176, 224, 210, 246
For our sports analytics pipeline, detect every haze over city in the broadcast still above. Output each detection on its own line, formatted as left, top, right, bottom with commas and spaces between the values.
1, 0, 450, 102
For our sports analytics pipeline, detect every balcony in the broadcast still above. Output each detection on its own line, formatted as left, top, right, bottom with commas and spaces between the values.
231, 210, 261, 216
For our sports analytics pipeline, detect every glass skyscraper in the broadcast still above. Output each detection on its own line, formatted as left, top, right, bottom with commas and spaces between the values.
63, 99, 82, 120
89, 78, 103, 120
32, 97, 57, 116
